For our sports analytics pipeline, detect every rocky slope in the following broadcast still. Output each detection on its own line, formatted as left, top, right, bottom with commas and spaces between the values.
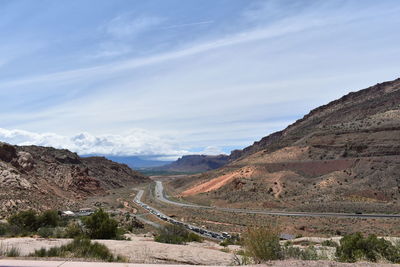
172, 78, 400, 213
152, 154, 229, 173
0, 143, 148, 217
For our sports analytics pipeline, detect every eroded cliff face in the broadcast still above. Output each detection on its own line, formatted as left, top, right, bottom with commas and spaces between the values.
174, 78, 400, 213
0, 142, 148, 217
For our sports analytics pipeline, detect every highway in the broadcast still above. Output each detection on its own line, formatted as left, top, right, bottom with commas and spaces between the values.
155, 181, 400, 219
133, 189, 229, 240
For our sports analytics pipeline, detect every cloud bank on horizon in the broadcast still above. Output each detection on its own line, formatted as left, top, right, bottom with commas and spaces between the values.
1, 0, 399, 159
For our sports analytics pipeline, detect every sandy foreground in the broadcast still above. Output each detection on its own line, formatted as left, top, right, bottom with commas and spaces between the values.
0, 260, 399, 267
1, 235, 400, 266
0, 234, 235, 265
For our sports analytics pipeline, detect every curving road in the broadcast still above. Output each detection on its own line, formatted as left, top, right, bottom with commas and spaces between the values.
155, 181, 400, 219
134, 188, 228, 240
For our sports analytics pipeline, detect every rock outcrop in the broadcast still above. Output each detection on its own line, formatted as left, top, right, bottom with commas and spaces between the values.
0, 143, 148, 217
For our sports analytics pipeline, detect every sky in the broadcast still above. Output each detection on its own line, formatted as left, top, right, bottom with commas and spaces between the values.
0, 0, 399, 160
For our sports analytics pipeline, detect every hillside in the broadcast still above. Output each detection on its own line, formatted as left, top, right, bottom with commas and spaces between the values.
0, 143, 148, 217
171, 78, 400, 213
151, 154, 229, 173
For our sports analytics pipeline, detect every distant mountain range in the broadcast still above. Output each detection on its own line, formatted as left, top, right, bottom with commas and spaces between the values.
104, 154, 231, 174
104, 155, 172, 169
150, 154, 229, 173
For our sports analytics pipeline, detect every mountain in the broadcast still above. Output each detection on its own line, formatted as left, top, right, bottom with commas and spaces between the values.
0, 143, 148, 217
171, 78, 400, 213
103, 155, 172, 168
151, 154, 229, 173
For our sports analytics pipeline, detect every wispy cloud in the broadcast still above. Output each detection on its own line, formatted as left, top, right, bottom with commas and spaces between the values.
161, 20, 214, 30
0, 16, 326, 88
1, 0, 400, 158
104, 14, 164, 39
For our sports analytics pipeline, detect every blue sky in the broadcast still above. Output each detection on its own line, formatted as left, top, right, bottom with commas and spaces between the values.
0, 0, 399, 160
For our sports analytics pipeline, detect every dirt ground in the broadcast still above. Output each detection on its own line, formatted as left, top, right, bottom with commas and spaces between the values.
0, 235, 235, 265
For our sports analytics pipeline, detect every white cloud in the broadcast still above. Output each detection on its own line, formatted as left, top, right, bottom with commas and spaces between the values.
104, 15, 164, 39
0, 14, 327, 89
0, 128, 187, 157
161, 20, 214, 30
1, 1, 400, 160
0, 128, 231, 159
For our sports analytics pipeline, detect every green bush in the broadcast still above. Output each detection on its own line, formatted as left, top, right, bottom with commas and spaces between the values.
187, 232, 203, 242
52, 227, 66, 238
155, 224, 202, 244
321, 239, 338, 247
37, 227, 54, 238
7, 209, 61, 236
336, 233, 400, 263
242, 227, 282, 263
0, 223, 8, 236
37, 210, 60, 228
220, 234, 240, 247
6, 247, 20, 257
8, 210, 38, 232
64, 221, 84, 238
0, 245, 20, 257
31, 238, 126, 262
6, 224, 25, 237
282, 244, 320, 260
82, 209, 119, 239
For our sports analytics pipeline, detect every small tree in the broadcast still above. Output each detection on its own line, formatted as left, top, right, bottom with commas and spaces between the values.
82, 209, 118, 239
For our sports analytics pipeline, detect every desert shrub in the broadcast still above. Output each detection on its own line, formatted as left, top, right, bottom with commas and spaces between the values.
187, 232, 203, 242
336, 233, 400, 263
8, 210, 38, 233
31, 238, 126, 262
220, 234, 241, 247
37, 210, 60, 228
52, 227, 66, 238
242, 226, 282, 263
282, 244, 320, 260
155, 224, 202, 244
64, 221, 84, 238
0, 244, 20, 257
37, 227, 54, 238
6, 246, 20, 257
322, 239, 338, 247
0, 223, 8, 236
7, 209, 61, 236
82, 209, 119, 239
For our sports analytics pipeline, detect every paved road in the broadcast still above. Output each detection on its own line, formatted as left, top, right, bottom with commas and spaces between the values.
155, 181, 400, 219
132, 190, 161, 228
134, 189, 228, 239
0, 260, 222, 267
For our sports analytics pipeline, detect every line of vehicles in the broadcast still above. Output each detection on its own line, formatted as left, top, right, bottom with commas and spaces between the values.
133, 195, 231, 240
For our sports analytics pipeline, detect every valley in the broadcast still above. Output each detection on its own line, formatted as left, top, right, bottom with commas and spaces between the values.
2, 78, 400, 266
